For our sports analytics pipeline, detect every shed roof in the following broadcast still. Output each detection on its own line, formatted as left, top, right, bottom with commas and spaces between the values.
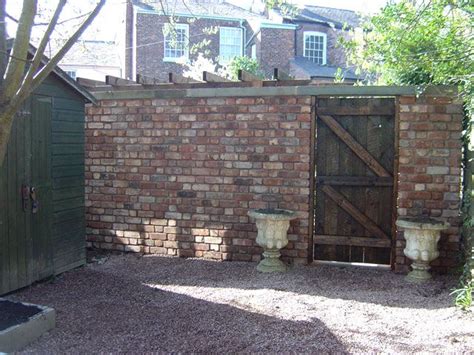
24, 43, 96, 103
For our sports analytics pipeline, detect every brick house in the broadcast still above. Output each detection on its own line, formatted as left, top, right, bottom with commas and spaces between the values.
124, 0, 360, 81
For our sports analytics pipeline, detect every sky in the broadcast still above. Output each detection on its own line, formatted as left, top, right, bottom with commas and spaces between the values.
6, 0, 391, 42
233, 0, 391, 13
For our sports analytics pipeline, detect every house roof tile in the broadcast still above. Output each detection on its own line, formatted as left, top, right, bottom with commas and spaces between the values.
290, 56, 361, 80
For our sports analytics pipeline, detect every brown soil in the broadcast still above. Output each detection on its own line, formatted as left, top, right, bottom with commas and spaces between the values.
10, 254, 474, 353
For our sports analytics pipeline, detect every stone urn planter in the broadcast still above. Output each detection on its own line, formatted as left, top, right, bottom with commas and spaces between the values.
396, 217, 449, 282
248, 208, 298, 273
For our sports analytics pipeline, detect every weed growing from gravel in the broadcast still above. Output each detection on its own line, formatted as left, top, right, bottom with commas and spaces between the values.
451, 281, 473, 311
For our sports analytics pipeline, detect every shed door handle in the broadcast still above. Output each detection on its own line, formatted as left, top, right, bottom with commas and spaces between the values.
22, 184, 29, 212
30, 186, 39, 214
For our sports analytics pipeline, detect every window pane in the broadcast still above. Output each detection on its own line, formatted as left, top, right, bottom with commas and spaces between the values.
219, 27, 242, 62
164, 24, 188, 59
304, 33, 325, 64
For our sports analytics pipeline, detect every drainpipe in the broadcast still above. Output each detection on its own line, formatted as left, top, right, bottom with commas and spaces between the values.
239, 19, 247, 56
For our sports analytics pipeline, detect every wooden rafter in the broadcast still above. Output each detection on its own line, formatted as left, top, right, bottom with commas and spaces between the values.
318, 114, 391, 177
202, 71, 231, 83
76, 77, 106, 87
136, 74, 163, 85
238, 69, 260, 82
168, 72, 202, 84
273, 68, 293, 81
321, 185, 390, 240
105, 75, 137, 86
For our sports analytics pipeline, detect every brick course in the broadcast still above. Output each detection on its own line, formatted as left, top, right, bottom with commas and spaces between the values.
85, 92, 463, 273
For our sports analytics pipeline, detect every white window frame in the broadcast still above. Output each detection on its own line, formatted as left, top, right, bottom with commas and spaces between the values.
219, 26, 243, 63
251, 44, 257, 59
64, 70, 77, 80
163, 23, 189, 62
303, 31, 327, 65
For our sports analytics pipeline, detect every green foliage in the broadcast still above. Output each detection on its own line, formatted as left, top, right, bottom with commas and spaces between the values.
227, 56, 264, 80
333, 68, 345, 83
450, 281, 473, 311
341, 0, 473, 97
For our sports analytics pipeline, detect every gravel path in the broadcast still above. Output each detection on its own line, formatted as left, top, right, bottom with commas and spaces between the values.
10, 253, 474, 353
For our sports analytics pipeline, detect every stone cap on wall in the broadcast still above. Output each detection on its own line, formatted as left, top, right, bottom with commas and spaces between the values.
90, 85, 457, 101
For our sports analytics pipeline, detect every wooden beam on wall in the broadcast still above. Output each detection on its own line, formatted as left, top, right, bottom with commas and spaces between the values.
168, 72, 202, 84
202, 71, 231, 83
136, 74, 163, 85
321, 185, 390, 240
76, 77, 106, 87
318, 114, 392, 177
273, 68, 293, 81
238, 69, 261, 82
105, 75, 137, 86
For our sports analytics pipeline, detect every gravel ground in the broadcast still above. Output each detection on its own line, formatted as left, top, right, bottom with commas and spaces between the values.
10, 253, 474, 353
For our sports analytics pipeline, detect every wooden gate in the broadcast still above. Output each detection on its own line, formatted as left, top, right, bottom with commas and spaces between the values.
313, 98, 396, 265
0, 95, 53, 294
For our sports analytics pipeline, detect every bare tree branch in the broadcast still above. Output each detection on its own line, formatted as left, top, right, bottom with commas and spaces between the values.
2, 0, 37, 100
15, 0, 106, 106
0, 0, 6, 85
20, 0, 66, 93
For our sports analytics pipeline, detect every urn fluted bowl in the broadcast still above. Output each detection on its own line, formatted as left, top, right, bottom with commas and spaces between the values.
248, 208, 298, 272
396, 217, 449, 282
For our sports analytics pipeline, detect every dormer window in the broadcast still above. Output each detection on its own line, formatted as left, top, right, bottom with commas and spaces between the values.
303, 31, 327, 65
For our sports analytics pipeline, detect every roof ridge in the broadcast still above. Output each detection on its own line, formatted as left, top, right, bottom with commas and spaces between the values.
303, 4, 357, 14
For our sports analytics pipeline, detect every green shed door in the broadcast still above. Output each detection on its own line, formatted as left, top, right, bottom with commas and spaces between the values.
0, 95, 53, 295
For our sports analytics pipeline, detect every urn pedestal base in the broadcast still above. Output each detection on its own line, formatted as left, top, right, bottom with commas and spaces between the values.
396, 217, 449, 282
248, 208, 298, 273
257, 250, 287, 273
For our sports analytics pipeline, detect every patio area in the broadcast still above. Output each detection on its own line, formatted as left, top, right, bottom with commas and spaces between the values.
10, 253, 474, 353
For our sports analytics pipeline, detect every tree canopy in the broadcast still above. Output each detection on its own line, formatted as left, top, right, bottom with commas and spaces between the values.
343, 0, 473, 105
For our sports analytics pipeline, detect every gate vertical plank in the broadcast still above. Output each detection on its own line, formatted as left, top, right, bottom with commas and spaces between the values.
337, 110, 356, 261
325, 119, 340, 261
365, 115, 382, 263
352, 111, 369, 262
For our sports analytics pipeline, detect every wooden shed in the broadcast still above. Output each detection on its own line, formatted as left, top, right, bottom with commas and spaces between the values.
0, 62, 94, 295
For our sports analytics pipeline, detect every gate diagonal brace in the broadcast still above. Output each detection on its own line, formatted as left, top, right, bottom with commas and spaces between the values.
321, 185, 390, 240
318, 114, 392, 178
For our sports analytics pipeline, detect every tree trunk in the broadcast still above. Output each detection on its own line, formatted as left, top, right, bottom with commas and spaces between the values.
0, 107, 16, 165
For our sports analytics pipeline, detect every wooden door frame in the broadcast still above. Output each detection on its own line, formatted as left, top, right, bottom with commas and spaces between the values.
308, 95, 400, 268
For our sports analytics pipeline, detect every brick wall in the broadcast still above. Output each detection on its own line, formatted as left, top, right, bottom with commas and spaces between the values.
85, 96, 312, 263
395, 95, 463, 273
85, 91, 463, 273
259, 28, 294, 78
